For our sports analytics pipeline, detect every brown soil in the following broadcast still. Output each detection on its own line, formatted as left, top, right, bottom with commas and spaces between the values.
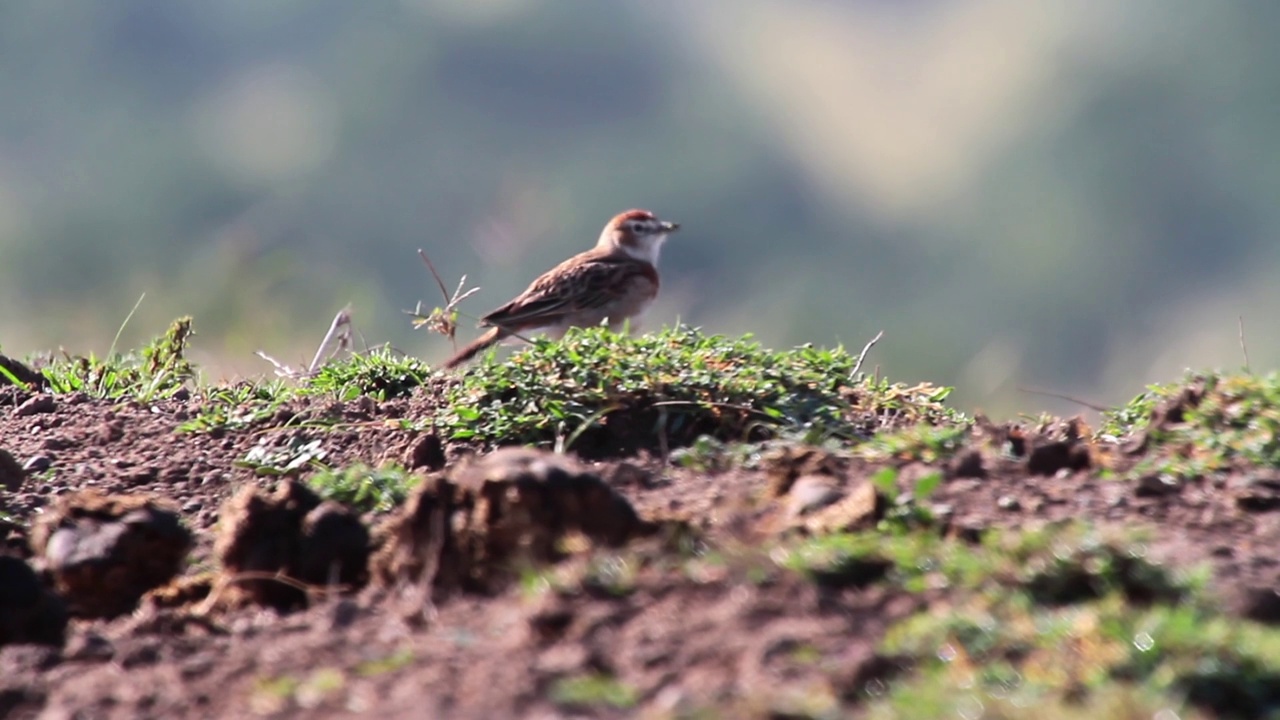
1, 384, 1280, 719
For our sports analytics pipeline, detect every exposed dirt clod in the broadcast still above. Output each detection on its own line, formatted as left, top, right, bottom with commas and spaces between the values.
0, 555, 67, 646
15, 394, 56, 417
373, 448, 647, 594
403, 432, 446, 471
214, 480, 369, 611
0, 448, 23, 492
29, 490, 191, 618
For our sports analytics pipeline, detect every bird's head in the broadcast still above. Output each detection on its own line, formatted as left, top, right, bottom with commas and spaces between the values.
599, 209, 680, 265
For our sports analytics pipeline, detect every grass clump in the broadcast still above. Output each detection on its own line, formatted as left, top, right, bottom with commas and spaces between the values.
300, 347, 431, 402
183, 348, 432, 434
180, 381, 291, 433
37, 317, 195, 401
1102, 371, 1280, 481
439, 325, 961, 454
306, 463, 421, 513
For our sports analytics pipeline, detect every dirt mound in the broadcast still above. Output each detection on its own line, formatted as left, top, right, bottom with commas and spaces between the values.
213, 480, 369, 611
372, 447, 648, 594
29, 490, 191, 618
5, 375, 1280, 717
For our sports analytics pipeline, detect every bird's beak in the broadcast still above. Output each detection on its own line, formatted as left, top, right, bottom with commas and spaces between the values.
661, 221, 680, 233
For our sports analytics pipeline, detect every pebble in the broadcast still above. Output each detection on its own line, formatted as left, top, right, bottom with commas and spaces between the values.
23, 455, 52, 473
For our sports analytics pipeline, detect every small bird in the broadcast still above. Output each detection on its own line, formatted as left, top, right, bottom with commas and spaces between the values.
443, 209, 680, 368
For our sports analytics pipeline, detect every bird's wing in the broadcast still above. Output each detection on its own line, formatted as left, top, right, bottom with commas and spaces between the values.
480, 255, 654, 329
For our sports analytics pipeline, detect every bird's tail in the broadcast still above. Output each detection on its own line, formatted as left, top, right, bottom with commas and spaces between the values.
442, 326, 507, 369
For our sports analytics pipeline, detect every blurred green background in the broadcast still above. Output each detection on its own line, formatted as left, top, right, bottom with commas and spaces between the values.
2, 1, 1276, 416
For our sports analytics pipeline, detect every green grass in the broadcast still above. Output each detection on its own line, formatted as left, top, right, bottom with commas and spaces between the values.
300, 347, 432, 402
770, 523, 1280, 719
355, 648, 415, 677
0, 360, 28, 389
439, 324, 962, 452
549, 672, 639, 710
1102, 371, 1280, 482
18, 317, 1280, 718
181, 347, 433, 434
36, 317, 195, 401
857, 423, 971, 463
179, 381, 292, 433
306, 463, 422, 513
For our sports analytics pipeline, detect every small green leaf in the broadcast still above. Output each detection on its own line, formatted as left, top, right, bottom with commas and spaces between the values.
871, 466, 899, 496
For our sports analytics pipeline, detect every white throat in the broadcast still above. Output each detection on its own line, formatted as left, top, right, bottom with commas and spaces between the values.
612, 233, 667, 266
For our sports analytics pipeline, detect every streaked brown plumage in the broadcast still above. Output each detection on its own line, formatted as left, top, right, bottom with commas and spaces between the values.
443, 209, 679, 369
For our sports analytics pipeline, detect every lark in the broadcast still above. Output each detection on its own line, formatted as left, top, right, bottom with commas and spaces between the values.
443, 209, 679, 368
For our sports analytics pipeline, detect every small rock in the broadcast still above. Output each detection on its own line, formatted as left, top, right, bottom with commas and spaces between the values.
798, 481, 883, 535
41, 436, 71, 451
1135, 474, 1182, 498
296, 501, 370, 590
762, 446, 848, 497
952, 522, 986, 544
15, 394, 55, 417
97, 420, 125, 443
786, 475, 843, 518
22, 455, 51, 474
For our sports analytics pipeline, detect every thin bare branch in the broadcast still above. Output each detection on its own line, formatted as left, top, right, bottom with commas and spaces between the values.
418, 248, 451, 305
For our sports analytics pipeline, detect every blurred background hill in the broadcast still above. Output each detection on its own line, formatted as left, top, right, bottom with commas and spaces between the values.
2, 0, 1277, 416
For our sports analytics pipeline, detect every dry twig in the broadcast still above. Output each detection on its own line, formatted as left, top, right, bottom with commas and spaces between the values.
255, 307, 354, 378
1239, 315, 1251, 373
850, 330, 885, 379
404, 249, 481, 351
